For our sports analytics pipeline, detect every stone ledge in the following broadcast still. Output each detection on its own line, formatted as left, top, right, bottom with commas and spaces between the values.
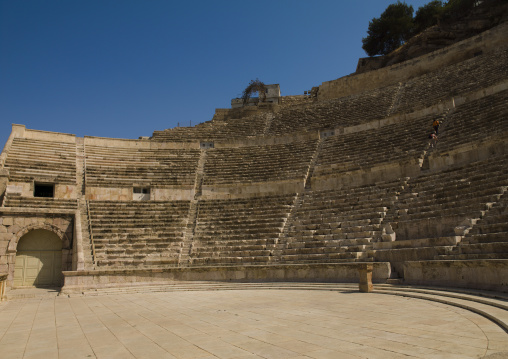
61, 262, 391, 293
403, 259, 508, 293
0, 207, 77, 215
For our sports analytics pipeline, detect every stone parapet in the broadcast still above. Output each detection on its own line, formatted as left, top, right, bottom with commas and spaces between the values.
61, 262, 391, 293
403, 259, 508, 293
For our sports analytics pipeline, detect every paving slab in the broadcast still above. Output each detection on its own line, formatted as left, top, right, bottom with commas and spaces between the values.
0, 289, 507, 358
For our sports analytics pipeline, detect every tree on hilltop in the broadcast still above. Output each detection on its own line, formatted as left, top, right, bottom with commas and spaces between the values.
361, 0, 497, 57
362, 1, 414, 57
414, 1, 444, 33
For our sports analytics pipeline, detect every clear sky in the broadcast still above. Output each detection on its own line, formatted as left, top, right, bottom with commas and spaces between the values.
0, 0, 431, 148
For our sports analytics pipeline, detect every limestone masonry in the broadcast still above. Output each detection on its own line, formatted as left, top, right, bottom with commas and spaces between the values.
0, 22, 507, 296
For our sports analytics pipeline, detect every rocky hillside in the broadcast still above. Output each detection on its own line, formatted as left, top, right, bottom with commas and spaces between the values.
356, 1, 508, 74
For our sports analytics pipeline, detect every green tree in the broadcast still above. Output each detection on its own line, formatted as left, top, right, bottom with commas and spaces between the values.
440, 0, 476, 20
414, 1, 444, 33
362, 1, 415, 56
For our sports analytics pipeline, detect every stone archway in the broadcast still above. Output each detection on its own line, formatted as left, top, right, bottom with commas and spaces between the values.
13, 229, 63, 287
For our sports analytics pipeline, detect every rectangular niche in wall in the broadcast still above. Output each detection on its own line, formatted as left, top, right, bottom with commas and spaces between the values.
34, 183, 54, 198
320, 130, 335, 139
133, 187, 150, 201
200, 142, 214, 149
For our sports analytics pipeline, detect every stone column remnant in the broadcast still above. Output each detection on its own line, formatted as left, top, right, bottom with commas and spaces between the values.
358, 263, 374, 293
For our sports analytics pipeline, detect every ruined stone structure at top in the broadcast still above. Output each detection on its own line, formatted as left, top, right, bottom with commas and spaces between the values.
0, 20, 507, 296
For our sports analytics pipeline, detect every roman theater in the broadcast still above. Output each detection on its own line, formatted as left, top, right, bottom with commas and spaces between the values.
0, 20, 507, 359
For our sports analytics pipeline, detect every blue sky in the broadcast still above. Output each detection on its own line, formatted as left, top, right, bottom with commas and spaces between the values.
0, 0, 431, 148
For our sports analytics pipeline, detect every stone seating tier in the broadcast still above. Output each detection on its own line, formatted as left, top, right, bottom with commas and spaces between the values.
203, 140, 317, 185
149, 49, 507, 142
314, 114, 433, 176
387, 155, 508, 241
280, 182, 402, 264
89, 200, 190, 268
434, 89, 508, 153
189, 194, 296, 266
267, 84, 399, 135
151, 113, 268, 142
4, 138, 77, 184
3, 196, 78, 210
394, 48, 508, 114
436, 192, 508, 260
85, 145, 200, 187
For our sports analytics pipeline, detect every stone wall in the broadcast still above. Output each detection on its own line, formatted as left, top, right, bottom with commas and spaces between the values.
61, 262, 391, 293
404, 260, 508, 292
201, 179, 304, 199
86, 186, 195, 201
84, 135, 199, 150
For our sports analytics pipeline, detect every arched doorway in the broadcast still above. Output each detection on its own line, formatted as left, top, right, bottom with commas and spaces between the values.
13, 229, 63, 287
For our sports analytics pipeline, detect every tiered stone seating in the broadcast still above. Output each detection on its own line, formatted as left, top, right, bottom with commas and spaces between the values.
281, 182, 401, 264
3, 195, 77, 210
151, 113, 267, 142
314, 114, 433, 176
393, 48, 508, 114
371, 157, 505, 273
437, 187, 508, 260
4, 138, 76, 184
189, 194, 295, 266
203, 140, 317, 185
85, 145, 200, 187
267, 85, 399, 135
434, 90, 508, 153
89, 200, 190, 268
390, 156, 508, 242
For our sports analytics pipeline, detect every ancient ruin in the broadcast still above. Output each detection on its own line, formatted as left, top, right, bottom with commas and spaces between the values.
0, 21, 507, 298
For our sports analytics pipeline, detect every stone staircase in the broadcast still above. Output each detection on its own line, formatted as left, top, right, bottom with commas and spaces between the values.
386, 82, 404, 117
437, 188, 508, 260
374, 155, 508, 273
179, 149, 207, 266
262, 112, 275, 136
304, 137, 323, 189
76, 140, 95, 270
433, 89, 508, 154
391, 156, 507, 242
419, 108, 453, 170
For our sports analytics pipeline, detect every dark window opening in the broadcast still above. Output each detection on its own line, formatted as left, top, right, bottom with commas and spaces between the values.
34, 183, 54, 198
200, 142, 214, 149
133, 187, 150, 194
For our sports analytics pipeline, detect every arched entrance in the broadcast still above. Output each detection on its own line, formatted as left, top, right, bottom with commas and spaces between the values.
13, 229, 63, 287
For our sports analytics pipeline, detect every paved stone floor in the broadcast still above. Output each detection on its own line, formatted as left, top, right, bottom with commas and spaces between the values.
1, 289, 507, 358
